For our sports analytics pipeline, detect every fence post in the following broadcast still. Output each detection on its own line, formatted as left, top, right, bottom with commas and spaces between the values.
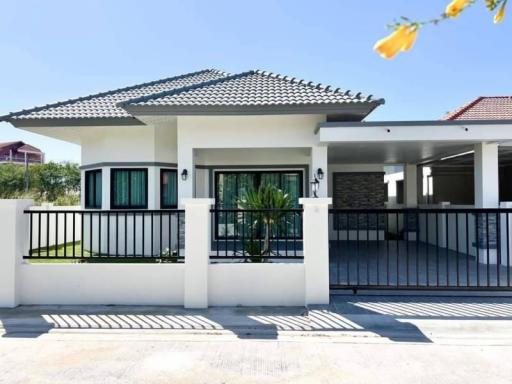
299, 198, 332, 305
0, 199, 33, 308
183, 198, 214, 309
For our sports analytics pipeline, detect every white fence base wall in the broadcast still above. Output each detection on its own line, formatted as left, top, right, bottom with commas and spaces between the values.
0, 198, 331, 308
19, 264, 185, 306
208, 264, 305, 307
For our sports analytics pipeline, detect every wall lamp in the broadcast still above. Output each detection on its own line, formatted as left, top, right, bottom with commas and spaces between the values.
181, 169, 188, 181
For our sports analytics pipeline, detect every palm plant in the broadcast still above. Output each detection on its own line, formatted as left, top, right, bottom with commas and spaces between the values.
237, 184, 293, 258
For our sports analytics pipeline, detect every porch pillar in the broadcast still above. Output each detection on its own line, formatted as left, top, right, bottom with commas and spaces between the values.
404, 164, 418, 207
183, 198, 213, 309
310, 145, 328, 198
300, 197, 332, 306
474, 142, 499, 208
474, 142, 499, 264
177, 145, 195, 207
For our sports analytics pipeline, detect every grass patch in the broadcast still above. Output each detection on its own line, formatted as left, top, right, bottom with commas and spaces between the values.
28, 241, 182, 264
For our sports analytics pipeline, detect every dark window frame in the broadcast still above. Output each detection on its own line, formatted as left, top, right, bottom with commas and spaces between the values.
213, 170, 304, 240
214, 170, 304, 208
84, 169, 102, 209
110, 168, 148, 209
160, 168, 178, 209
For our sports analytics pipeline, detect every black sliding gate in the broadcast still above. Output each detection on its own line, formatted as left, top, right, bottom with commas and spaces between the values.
329, 208, 512, 291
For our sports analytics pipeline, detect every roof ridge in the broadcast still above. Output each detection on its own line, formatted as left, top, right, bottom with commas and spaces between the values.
252, 69, 381, 102
118, 70, 255, 107
445, 96, 484, 120
0, 68, 227, 121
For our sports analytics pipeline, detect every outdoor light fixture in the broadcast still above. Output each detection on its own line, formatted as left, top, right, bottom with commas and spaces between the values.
317, 168, 324, 180
181, 169, 188, 181
310, 176, 320, 198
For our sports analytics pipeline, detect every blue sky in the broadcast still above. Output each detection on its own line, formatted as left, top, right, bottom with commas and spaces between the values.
0, 0, 510, 162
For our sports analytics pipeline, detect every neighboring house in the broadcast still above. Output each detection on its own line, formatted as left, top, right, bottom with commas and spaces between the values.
2, 69, 512, 295
0, 141, 44, 164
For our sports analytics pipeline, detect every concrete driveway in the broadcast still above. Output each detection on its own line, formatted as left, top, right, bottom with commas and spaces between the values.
1, 295, 512, 383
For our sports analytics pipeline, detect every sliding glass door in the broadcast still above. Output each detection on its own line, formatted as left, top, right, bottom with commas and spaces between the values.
214, 170, 303, 239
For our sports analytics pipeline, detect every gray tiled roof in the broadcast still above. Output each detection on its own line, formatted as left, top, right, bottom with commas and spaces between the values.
122, 70, 383, 109
2, 69, 227, 121
2, 69, 383, 124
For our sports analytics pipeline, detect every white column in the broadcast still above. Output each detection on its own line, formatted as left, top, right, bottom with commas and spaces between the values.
300, 197, 332, 306
0, 199, 33, 308
183, 198, 213, 309
404, 164, 418, 207
177, 145, 194, 208
101, 167, 110, 210
147, 167, 158, 209
474, 142, 499, 208
310, 145, 328, 198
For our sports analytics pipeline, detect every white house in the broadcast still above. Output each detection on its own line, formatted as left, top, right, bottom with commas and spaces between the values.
1, 70, 512, 306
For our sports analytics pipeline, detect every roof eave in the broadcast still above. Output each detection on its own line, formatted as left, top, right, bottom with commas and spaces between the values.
122, 101, 384, 117
5, 116, 145, 128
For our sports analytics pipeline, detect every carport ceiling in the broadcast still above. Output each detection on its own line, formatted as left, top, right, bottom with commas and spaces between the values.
327, 141, 476, 164
427, 146, 512, 167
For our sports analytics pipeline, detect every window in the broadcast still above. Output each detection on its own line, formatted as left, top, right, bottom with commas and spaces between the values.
85, 170, 102, 209
160, 169, 178, 208
215, 171, 303, 209
214, 170, 303, 239
111, 169, 148, 209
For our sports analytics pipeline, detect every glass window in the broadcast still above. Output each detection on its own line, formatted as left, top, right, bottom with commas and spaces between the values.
160, 169, 178, 208
85, 169, 102, 209
111, 169, 147, 209
214, 170, 303, 238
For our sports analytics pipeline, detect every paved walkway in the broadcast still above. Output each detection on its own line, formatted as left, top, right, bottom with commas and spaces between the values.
1, 296, 512, 383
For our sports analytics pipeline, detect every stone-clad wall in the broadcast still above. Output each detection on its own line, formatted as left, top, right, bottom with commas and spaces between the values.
333, 172, 386, 209
332, 172, 386, 230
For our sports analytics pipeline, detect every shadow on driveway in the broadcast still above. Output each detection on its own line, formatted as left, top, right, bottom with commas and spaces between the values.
1, 295, 512, 342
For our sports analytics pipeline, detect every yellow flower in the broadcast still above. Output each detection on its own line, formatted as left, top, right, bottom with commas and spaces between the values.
374, 26, 418, 59
401, 28, 418, 52
445, 0, 471, 18
494, 1, 507, 23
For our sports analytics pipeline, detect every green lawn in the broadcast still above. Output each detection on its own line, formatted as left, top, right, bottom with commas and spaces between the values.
28, 241, 181, 264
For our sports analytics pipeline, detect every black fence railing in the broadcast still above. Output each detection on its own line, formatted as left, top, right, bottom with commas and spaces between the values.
210, 208, 303, 260
329, 208, 512, 290
25, 209, 185, 261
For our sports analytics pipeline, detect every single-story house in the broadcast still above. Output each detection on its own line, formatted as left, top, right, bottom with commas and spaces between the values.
2, 69, 512, 295
0, 141, 44, 164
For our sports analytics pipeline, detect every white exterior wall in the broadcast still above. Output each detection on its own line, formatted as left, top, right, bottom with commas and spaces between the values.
177, 115, 326, 204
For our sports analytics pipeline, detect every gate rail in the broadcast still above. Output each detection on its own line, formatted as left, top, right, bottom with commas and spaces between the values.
329, 208, 512, 290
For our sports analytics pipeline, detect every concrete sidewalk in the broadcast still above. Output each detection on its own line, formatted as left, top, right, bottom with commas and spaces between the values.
2, 296, 512, 383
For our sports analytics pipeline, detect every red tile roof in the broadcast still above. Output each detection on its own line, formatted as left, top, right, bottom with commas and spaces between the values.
443, 96, 512, 120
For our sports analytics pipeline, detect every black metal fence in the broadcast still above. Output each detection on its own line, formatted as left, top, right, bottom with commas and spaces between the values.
25, 209, 185, 261
329, 208, 512, 290
210, 208, 303, 261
